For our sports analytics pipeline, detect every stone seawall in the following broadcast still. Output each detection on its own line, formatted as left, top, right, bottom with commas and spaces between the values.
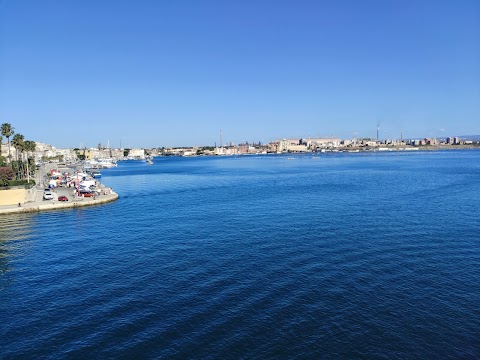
0, 192, 119, 215
0, 189, 26, 206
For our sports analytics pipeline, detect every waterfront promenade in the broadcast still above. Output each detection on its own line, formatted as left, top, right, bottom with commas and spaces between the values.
0, 163, 118, 215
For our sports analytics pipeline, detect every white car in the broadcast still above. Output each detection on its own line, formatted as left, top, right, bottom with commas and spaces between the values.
43, 190, 54, 200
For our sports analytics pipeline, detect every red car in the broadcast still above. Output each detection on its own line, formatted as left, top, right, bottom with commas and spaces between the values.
58, 196, 68, 201
81, 192, 95, 197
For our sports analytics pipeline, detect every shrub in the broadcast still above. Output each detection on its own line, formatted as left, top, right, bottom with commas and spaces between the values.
7, 179, 35, 187
0, 166, 15, 186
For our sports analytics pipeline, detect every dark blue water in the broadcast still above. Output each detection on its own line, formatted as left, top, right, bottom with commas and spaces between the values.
1, 151, 479, 359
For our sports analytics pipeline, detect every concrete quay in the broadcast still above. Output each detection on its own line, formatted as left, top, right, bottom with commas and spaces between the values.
0, 163, 119, 215
0, 192, 119, 215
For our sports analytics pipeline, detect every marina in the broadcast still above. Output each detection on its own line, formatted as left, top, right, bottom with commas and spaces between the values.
0, 162, 118, 215
84, 158, 117, 169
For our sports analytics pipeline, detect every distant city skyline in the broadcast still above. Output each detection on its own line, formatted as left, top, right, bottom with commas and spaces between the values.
1, 0, 479, 148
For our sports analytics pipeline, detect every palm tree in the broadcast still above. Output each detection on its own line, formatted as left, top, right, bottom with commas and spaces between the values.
1, 123, 15, 163
12, 133, 25, 179
24, 140, 36, 158
12, 133, 24, 161
0, 135, 5, 166
24, 140, 36, 183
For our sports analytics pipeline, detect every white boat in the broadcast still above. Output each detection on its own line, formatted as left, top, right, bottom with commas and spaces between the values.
97, 159, 117, 168
85, 159, 117, 169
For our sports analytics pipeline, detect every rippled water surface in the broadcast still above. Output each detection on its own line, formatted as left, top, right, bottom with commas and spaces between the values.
1, 151, 479, 358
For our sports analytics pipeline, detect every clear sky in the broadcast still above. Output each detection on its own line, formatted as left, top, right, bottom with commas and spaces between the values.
1, 0, 479, 148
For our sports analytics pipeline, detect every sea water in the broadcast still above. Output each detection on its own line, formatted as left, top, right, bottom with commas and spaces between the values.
1, 151, 479, 358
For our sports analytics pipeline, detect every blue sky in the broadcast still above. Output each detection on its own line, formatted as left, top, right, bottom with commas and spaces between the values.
1, 0, 479, 148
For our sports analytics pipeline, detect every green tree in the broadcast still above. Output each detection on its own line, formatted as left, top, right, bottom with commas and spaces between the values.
1, 123, 15, 163
24, 140, 36, 156
11, 133, 25, 179
0, 136, 6, 166
24, 140, 36, 182
9, 161, 20, 180
12, 133, 24, 161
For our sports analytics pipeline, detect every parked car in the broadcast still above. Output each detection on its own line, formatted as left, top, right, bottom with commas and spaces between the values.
58, 195, 68, 202
43, 191, 54, 200
80, 191, 95, 197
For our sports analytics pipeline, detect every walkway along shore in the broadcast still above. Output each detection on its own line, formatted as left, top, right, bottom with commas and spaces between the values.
0, 191, 119, 215
0, 163, 119, 215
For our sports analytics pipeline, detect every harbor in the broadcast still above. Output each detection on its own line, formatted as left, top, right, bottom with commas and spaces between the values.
0, 162, 118, 215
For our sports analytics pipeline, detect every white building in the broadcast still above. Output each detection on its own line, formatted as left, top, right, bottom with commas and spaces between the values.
128, 148, 145, 159
306, 138, 341, 149
276, 139, 308, 152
